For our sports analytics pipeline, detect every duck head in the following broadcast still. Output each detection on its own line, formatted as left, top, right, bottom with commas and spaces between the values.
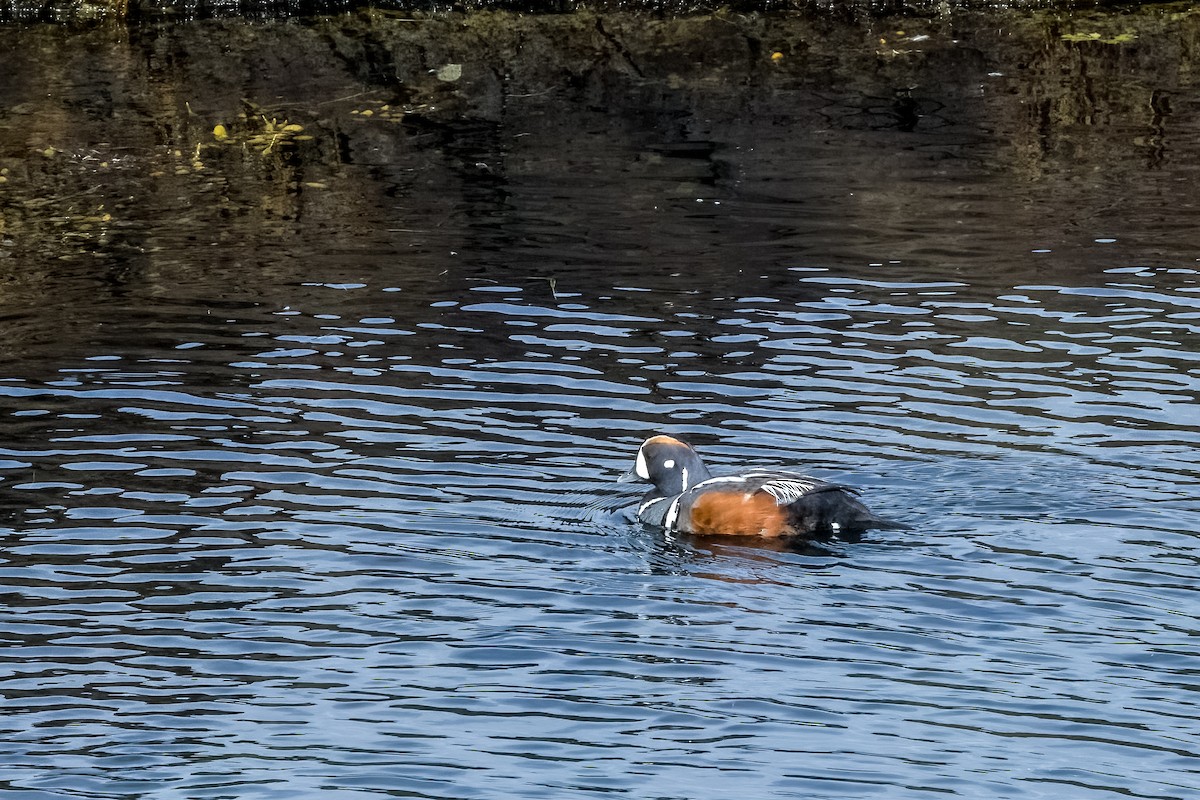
618, 435, 713, 496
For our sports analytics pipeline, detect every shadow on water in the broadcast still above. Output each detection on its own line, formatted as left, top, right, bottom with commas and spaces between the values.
0, 6, 1197, 800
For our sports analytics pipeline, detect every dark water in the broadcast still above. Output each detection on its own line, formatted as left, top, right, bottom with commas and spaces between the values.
0, 10, 1198, 799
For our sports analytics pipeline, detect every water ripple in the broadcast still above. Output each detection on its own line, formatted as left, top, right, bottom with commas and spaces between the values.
0, 20, 1199, 800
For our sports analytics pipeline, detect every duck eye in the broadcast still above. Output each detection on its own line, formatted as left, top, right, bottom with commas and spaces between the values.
663, 459, 675, 469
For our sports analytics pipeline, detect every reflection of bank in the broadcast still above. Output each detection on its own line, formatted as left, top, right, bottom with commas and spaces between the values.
0, 10, 1186, 292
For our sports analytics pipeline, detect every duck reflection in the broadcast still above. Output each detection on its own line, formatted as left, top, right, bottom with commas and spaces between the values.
633, 521, 864, 585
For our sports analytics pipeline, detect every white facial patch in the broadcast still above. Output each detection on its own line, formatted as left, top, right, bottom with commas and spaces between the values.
635, 449, 650, 480
663, 459, 675, 469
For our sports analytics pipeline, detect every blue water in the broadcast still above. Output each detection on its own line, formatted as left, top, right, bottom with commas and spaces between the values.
0, 12, 1198, 800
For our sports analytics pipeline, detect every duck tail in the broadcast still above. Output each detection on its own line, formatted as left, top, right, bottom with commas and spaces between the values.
789, 489, 909, 535
856, 514, 911, 531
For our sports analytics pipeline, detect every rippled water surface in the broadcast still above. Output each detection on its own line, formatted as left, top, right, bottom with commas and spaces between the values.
1, 11, 1199, 799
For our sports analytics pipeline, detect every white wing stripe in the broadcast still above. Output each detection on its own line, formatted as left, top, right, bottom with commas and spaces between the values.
639, 497, 669, 515
760, 478, 823, 503
690, 476, 748, 489
664, 496, 683, 530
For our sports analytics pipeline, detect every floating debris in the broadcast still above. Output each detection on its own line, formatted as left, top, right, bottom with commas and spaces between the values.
436, 63, 463, 82
1062, 31, 1136, 43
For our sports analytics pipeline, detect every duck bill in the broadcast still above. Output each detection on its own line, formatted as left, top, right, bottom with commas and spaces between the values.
616, 466, 641, 483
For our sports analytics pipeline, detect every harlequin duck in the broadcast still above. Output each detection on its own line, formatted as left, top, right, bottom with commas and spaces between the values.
619, 435, 900, 539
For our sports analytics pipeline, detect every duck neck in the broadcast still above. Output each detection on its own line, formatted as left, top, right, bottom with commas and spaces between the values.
676, 453, 711, 493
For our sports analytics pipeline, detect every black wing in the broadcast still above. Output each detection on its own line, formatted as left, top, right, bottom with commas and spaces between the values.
737, 471, 860, 504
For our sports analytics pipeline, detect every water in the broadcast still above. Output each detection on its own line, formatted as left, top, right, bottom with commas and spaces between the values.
0, 9, 1198, 799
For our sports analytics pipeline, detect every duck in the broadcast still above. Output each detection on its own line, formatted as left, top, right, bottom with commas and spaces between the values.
619, 435, 900, 539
